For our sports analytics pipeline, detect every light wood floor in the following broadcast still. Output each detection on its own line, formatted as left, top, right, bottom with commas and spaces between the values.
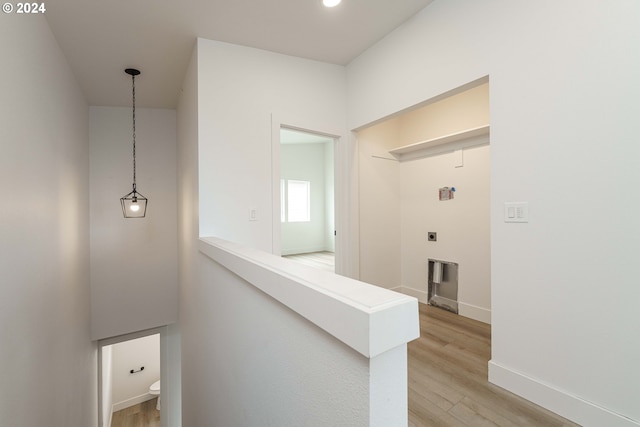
409, 303, 580, 427
110, 398, 159, 427
284, 251, 335, 272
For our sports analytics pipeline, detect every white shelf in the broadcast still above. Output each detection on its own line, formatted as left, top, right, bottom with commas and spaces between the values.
389, 124, 490, 162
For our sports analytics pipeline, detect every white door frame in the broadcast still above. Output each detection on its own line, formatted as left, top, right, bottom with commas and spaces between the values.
271, 114, 358, 277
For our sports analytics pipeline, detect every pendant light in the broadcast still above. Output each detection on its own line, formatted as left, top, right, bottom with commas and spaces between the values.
120, 68, 148, 218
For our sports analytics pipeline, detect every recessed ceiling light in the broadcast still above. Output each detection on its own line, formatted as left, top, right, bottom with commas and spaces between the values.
323, 0, 342, 7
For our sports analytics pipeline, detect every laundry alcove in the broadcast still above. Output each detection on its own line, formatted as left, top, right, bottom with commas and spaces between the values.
356, 79, 491, 324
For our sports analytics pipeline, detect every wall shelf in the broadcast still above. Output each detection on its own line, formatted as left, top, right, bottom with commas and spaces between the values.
389, 124, 490, 162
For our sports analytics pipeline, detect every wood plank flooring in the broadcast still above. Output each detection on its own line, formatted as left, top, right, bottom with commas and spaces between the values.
283, 251, 335, 272
110, 398, 159, 427
409, 303, 580, 427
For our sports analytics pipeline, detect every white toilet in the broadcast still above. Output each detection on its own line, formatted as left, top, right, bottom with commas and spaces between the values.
149, 380, 160, 410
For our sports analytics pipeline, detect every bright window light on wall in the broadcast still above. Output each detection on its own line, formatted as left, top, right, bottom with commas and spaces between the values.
280, 179, 286, 223
286, 180, 311, 222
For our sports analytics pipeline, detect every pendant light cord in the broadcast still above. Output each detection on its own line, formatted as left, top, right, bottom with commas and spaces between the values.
132, 74, 137, 190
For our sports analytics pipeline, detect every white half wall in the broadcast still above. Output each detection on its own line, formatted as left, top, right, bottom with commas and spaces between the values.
0, 15, 97, 427
186, 237, 418, 427
347, 0, 640, 425
90, 107, 178, 340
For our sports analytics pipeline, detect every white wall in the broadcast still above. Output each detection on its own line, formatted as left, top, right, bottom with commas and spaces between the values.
176, 44, 200, 427
0, 15, 97, 427
90, 107, 178, 340
110, 334, 160, 409
400, 145, 490, 322
178, 40, 414, 426
163, 323, 182, 427
324, 142, 336, 252
197, 38, 347, 253
281, 142, 332, 255
347, 0, 640, 425
101, 345, 113, 427
356, 120, 402, 289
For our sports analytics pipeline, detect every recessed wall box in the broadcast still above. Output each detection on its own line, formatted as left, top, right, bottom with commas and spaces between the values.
428, 259, 459, 314
439, 187, 455, 201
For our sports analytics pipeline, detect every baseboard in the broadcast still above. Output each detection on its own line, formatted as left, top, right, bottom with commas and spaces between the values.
489, 361, 639, 427
281, 246, 327, 256
112, 393, 155, 412
395, 287, 491, 325
458, 302, 491, 324
393, 286, 428, 304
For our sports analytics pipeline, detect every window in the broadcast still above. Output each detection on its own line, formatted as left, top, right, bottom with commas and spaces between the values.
281, 179, 310, 223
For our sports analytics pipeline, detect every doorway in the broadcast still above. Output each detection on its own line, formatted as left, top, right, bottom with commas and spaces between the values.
354, 78, 491, 324
98, 327, 167, 427
279, 128, 335, 271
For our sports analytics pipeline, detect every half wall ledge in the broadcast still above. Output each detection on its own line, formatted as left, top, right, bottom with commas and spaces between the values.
198, 236, 420, 358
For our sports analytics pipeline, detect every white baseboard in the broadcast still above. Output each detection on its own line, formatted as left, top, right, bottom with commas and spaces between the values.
393, 286, 428, 304
395, 287, 491, 325
112, 393, 156, 412
458, 302, 491, 324
489, 361, 639, 427
281, 246, 327, 256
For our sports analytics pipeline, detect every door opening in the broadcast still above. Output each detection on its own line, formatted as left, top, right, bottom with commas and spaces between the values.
98, 327, 166, 427
277, 127, 336, 272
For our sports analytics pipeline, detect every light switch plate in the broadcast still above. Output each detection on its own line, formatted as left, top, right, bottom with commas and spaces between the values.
504, 202, 528, 223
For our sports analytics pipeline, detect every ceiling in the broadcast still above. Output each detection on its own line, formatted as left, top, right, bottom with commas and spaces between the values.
45, 0, 434, 109
281, 128, 334, 145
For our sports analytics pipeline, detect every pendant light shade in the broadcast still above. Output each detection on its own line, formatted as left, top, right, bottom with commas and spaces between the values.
120, 68, 148, 218
120, 185, 147, 218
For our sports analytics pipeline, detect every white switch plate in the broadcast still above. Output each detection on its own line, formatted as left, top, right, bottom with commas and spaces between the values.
504, 202, 528, 223
249, 208, 257, 221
